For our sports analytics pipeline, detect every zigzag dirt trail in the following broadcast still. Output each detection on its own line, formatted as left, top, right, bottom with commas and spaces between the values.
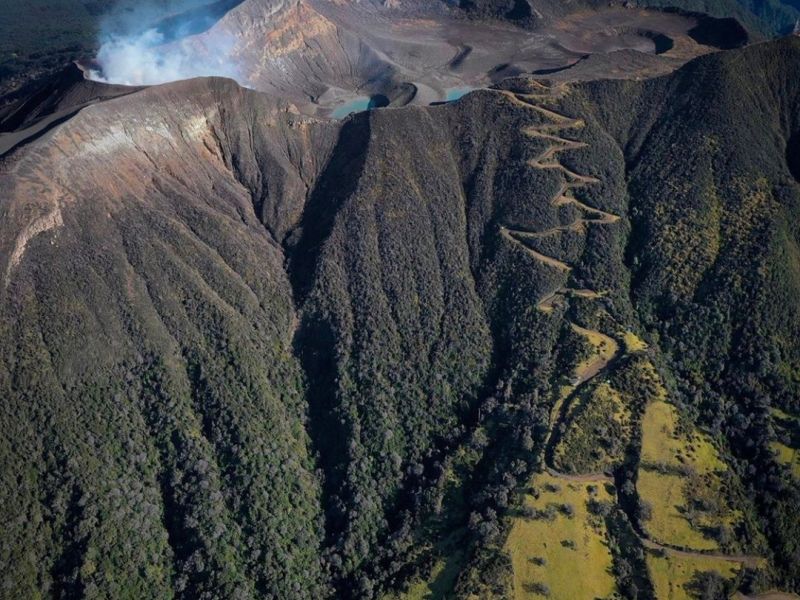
499, 226, 573, 271
496, 85, 622, 440
497, 83, 765, 574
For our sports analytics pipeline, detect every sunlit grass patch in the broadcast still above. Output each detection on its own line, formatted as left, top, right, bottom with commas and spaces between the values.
639, 399, 739, 551
634, 359, 668, 402
504, 472, 617, 599
646, 548, 740, 600
770, 406, 795, 422
640, 401, 725, 472
637, 470, 720, 551
769, 407, 800, 479
770, 441, 800, 479
622, 330, 649, 353
570, 323, 618, 383
383, 551, 466, 600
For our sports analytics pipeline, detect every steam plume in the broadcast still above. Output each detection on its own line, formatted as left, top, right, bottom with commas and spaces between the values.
89, 0, 245, 86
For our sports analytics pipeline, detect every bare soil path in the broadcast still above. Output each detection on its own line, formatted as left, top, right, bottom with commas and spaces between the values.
733, 592, 800, 600
570, 323, 619, 385
640, 538, 765, 570
499, 226, 573, 272
544, 466, 613, 484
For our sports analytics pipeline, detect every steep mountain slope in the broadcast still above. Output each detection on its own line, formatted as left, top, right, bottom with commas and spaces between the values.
585, 37, 800, 587
1, 35, 800, 600
451, 37, 800, 597
639, 0, 800, 36
0, 78, 340, 599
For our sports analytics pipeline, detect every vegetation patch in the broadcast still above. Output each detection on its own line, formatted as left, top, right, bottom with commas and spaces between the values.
770, 408, 800, 479
553, 383, 632, 474
384, 554, 466, 600
554, 357, 661, 474
770, 442, 800, 479
638, 400, 740, 551
383, 430, 489, 600
646, 547, 741, 600
622, 330, 649, 354
504, 472, 617, 599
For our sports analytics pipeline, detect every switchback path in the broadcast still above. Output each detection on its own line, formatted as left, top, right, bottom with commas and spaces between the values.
495, 86, 623, 471
537, 288, 602, 313
499, 226, 572, 272
495, 84, 768, 576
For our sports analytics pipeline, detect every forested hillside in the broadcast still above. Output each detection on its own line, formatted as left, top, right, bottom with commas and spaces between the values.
1, 28, 799, 600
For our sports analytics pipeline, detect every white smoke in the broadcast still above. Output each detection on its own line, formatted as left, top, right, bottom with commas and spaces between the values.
89, 1, 244, 86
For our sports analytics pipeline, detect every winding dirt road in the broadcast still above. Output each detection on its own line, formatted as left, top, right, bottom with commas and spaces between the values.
733, 592, 800, 600
497, 87, 622, 389
640, 538, 764, 570
499, 226, 573, 271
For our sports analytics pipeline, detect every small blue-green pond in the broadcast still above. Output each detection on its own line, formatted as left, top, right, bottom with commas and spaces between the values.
445, 86, 476, 101
330, 88, 475, 118
331, 97, 372, 119
331, 95, 391, 119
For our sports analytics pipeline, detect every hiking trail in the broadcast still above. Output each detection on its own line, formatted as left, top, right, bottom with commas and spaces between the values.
497, 83, 765, 573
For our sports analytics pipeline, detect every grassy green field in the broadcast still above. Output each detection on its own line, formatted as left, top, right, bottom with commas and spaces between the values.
383, 552, 466, 600
640, 401, 726, 471
771, 442, 800, 479
770, 408, 800, 479
638, 399, 738, 551
638, 471, 721, 551
646, 547, 741, 600
504, 472, 617, 599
